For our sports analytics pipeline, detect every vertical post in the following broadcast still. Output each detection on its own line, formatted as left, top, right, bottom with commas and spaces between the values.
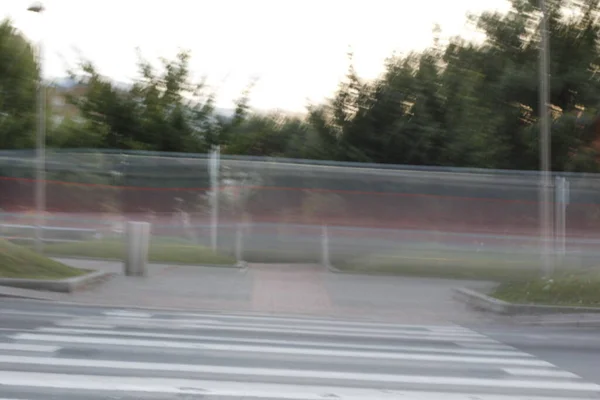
235, 222, 243, 263
554, 176, 568, 258
34, 41, 46, 253
234, 184, 244, 263
209, 146, 220, 251
321, 225, 330, 267
124, 221, 151, 276
554, 177, 561, 258
539, 0, 553, 277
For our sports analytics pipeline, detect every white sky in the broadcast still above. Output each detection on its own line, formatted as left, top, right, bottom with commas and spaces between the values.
3, 0, 510, 112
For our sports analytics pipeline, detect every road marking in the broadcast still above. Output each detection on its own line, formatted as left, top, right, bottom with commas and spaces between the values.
0, 310, 75, 318
55, 322, 116, 329
34, 327, 531, 357
53, 319, 497, 342
0, 398, 30, 400
202, 321, 486, 337
0, 371, 595, 399
0, 371, 594, 399
458, 342, 517, 350
103, 310, 153, 318
0, 359, 597, 391
56, 316, 484, 337
11, 333, 546, 366
157, 312, 472, 331
63, 314, 486, 337
503, 368, 581, 378
0, 343, 59, 353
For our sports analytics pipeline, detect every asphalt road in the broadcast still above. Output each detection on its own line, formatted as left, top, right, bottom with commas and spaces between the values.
0, 298, 599, 399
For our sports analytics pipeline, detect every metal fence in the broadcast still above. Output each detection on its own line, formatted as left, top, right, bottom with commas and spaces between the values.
1, 149, 600, 268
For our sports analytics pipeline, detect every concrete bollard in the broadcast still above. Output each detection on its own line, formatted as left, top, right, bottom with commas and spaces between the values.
321, 225, 330, 268
235, 222, 244, 263
124, 221, 151, 277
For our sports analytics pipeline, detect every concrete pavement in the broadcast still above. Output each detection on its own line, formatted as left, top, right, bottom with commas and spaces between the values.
49, 258, 498, 325
0, 299, 599, 399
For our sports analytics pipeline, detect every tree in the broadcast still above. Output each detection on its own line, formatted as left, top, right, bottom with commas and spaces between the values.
47, 116, 108, 148
64, 51, 209, 152
0, 19, 37, 149
28, 0, 600, 175
299, 0, 600, 172
128, 50, 216, 152
223, 112, 318, 158
64, 49, 257, 154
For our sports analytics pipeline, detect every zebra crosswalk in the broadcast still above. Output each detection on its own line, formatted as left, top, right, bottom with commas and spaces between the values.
0, 308, 598, 399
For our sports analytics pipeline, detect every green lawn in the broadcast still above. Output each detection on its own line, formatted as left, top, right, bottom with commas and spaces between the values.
0, 240, 87, 280
41, 239, 237, 266
334, 250, 547, 281
333, 249, 600, 306
492, 270, 600, 307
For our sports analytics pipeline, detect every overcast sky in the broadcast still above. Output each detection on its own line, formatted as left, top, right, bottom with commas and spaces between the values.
3, 0, 509, 112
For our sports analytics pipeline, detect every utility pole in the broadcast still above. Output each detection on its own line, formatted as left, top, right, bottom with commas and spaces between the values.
28, 2, 46, 253
539, 0, 554, 277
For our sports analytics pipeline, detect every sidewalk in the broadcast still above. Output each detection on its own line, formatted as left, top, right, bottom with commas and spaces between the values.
47, 258, 496, 324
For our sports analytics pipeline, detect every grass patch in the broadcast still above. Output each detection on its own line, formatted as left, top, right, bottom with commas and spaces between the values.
41, 239, 237, 266
242, 249, 321, 264
492, 271, 600, 307
334, 251, 550, 281
0, 240, 87, 279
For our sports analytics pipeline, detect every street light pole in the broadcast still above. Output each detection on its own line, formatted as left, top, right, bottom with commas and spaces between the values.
539, 0, 553, 277
28, 2, 46, 253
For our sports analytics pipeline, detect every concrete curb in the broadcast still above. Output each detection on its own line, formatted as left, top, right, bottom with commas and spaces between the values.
0, 271, 114, 293
326, 263, 406, 276
325, 263, 338, 273
453, 287, 600, 315
510, 314, 600, 327
48, 255, 243, 269
326, 264, 493, 283
0, 285, 59, 300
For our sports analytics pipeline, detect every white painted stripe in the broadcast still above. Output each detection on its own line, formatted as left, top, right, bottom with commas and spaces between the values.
55, 322, 117, 329
0, 371, 593, 400
11, 333, 545, 366
0, 310, 74, 318
153, 312, 470, 331
0, 343, 59, 353
103, 311, 152, 318
458, 342, 517, 350
212, 321, 485, 337
503, 368, 581, 378
57, 316, 484, 337
0, 357, 597, 391
0, 328, 34, 333
2, 307, 476, 331
162, 320, 478, 336
0, 305, 468, 334
54, 319, 497, 343
35, 327, 531, 357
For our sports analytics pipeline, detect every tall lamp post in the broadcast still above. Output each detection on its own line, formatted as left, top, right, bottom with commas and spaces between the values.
539, 0, 553, 277
28, 1, 46, 253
